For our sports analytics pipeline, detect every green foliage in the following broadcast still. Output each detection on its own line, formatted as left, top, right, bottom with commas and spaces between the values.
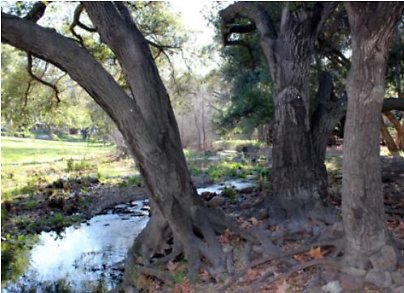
222, 186, 236, 201
119, 175, 141, 187
212, 140, 262, 151
215, 46, 274, 138
22, 199, 39, 210
1, 234, 37, 283
206, 161, 245, 181
65, 159, 95, 173
28, 213, 81, 233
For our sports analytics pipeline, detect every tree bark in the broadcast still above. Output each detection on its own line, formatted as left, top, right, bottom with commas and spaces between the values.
342, 2, 404, 269
220, 3, 337, 218
380, 118, 399, 154
384, 111, 404, 150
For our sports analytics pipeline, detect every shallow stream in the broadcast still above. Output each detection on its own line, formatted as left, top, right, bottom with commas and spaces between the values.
2, 179, 255, 292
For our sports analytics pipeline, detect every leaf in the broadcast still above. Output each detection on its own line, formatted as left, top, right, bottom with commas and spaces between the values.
276, 280, 290, 293
307, 246, 325, 260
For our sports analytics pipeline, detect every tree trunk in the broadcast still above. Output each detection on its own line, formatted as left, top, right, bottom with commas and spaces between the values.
1, 4, 261, 288
384, 111, 404, 150
220, 3, 340, 219
342, 2, 404, 269
380, 118, 399, 154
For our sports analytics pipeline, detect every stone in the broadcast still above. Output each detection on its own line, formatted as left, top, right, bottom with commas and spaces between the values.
240, 201, 253, 209
207, 196, 225, 207
321, 281, 343, 293
392, 271, 404, 286
338, 273, 364, 291
340, 266, 367, 277
201, 191, 215, 201
320, 269, 339, 283
369, 245, 397, 271
255, 208, 268, 220
365, 270, 392, 288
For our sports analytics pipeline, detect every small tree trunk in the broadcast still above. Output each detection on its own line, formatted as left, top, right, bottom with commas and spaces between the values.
380, 117, 399, 154
384, 111, 404, 150
342, 2, 404, 269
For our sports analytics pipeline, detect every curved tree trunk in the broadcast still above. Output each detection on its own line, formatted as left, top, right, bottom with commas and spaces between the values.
1, 4, 262, 289
342, 2, 404, 269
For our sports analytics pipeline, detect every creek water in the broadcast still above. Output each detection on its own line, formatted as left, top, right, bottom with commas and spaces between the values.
2, 179, 255, 293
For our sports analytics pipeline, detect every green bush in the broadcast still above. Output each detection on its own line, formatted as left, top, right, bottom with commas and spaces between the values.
66, 158, 95, 173
206, 162, 246, 181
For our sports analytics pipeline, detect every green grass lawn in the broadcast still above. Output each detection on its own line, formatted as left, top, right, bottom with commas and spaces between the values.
1, 137, 128, 200
1, 137, 114, 165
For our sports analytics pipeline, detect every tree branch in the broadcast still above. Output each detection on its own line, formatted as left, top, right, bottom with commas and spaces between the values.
311, 71, 347, 160
318, 37, 351, 70
2, 12, 136, 127
27, 54, 60, 103
220, 2, 277, 46
382, 98, 404, 112
24, 1, 48, 22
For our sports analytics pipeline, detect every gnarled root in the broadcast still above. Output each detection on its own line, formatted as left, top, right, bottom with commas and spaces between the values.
121, 198, 278, 290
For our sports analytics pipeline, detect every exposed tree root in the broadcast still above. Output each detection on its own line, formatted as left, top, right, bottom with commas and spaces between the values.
217, 238, 344, 292
121, 198, 281, 290
122, 196, 350, 291
249, 258, 342, 292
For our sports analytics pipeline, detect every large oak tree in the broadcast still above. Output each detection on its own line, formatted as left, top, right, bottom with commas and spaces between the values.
1, 2, 268, 290
220, 2, 345, 219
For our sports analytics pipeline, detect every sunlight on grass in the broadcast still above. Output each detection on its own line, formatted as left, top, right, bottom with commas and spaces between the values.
1, 137, 114, 165
1, 137, 127, 201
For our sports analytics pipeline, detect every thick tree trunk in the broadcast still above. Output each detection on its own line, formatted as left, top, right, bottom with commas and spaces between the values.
258, 6, 333, 218
2, 4, 260, 289
342, 2, 404, 269
220, 3, 338, 219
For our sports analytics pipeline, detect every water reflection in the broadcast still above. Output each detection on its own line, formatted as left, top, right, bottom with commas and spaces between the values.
3, 180, 256, 292
2, 201, 149, 292
196, 179, 255, 194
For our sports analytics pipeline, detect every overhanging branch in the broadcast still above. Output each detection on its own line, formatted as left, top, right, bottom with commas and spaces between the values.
220, 2, 278, 46
382, 98, 404, 112
27, 54, 60, 103
24, 1, 48, 22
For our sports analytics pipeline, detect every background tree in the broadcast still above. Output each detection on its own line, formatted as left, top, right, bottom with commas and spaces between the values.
342, 2, 404, 270
220, 2, 346, 219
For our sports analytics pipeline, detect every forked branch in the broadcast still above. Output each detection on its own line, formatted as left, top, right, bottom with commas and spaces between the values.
27, 54, 60, 103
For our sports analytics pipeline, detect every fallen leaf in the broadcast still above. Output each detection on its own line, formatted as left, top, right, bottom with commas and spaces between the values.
293, 253, 306, 262
307, 246, 325, 260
